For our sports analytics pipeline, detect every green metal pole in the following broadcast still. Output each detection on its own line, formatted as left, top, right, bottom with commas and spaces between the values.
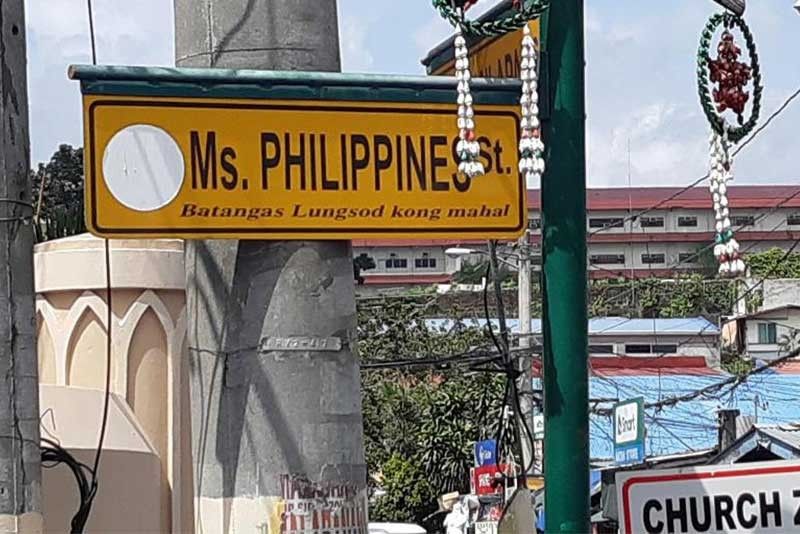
541, 0, 589, 531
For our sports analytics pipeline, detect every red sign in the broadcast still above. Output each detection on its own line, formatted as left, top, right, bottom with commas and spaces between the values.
473, 464, 506, 495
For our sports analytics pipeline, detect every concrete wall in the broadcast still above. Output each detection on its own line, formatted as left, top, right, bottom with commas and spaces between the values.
762, 280, 800, 310
34, 234, 192, 534
39, 386, 165, 533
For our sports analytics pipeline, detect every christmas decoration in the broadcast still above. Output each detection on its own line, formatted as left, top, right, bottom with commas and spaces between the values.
453, 23, 485, 179
517, 23, 544, 189
697, 12, 762, 277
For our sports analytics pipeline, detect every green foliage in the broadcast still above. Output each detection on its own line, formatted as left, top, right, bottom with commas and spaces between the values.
747, 248, 800, 278
453, 260, 514, 286
720, 345, 754, 376
359, 297, 504, 525
32, 144, 86, 242
354, 253, 377, 285
586, 275, 735, 319
369, 454, 436, 524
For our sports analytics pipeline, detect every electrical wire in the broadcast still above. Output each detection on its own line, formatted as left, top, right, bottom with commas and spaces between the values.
589, 193, 800, 317
41, 2, 113, 532
592, 344, 800, 416
485, 242, 538, 481
588, 84, 800, 238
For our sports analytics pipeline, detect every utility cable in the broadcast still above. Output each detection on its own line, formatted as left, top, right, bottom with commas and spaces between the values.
46, 2, 112, 532
588, 84, 800, 237
592, 344, 800, 416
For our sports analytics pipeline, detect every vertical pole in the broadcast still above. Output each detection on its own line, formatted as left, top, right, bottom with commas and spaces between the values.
0, 1, 43, 532
517, 232, 534, 480
175, 2, 366, 533
541, 0, 589, 531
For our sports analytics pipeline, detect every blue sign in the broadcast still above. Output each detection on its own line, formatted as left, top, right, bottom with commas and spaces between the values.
474, 440, 498, 467
613, 398, 645, 465
614, 442, 645, 465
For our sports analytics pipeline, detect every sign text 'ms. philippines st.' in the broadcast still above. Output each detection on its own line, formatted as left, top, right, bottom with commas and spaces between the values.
617, 460, 800, 534
71, 66, 525, 240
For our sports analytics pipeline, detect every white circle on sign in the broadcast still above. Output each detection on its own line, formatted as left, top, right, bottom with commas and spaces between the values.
102, 124, 185, 212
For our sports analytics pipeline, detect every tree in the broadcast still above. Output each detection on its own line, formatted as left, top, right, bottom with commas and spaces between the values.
358, 297, 505, 528
31, 144, 85, 242
747, 248, 800, 278
354, 253, 377, 284
453, 259, 514, 286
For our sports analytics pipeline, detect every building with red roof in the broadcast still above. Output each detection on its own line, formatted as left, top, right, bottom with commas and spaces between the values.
354, 185, 800, 287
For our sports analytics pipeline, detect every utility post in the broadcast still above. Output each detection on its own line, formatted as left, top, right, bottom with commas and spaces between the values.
541, 0, 589, 532
0, 1, 43, 532
516, 232, 534, 482
174, 1, 366, 532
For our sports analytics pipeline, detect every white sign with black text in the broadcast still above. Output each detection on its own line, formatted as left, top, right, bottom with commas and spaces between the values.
616, 460, 800, 534
615, 401, 639, 443
533, 414, 544, 440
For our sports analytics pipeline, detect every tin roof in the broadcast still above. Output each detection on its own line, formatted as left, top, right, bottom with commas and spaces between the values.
425, 317, 719, 336
527, 185, 800, 211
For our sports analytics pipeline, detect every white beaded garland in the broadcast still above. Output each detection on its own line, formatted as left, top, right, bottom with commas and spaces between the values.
518, 23, 544, 190
453, 23, 484, 179
709, 132, 745, 277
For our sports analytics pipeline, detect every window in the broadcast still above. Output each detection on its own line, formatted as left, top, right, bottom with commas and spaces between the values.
625, 344, 652, 355
640, 216, 664, 228
788, 214, 800, 226
731, 215, 755, 227
530, 255, 542, 266
385, 253, 407, 269
589, 344, 615, 355
624, 343, 678, 355
528, 218, 542, 230
641, 253, 666, 265
678, 252, 697, 264
677, 216, 698, 228
414, 253, 437, 269
758, 322, 778, 344
653, 344, 678, 354
590, 254, 625, 265
589, 217, 625, 230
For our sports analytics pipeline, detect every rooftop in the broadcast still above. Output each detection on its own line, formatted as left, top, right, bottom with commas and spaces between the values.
425, 317, 719, 336
526, 185, 800, 211
736, 303, 800, 320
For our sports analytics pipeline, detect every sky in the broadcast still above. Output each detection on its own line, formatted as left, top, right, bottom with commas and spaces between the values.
24, 0, 800, 187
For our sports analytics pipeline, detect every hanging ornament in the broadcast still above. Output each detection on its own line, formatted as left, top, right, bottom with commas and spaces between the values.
453, 21, 484, 179
517, 23, 544, 189
433, 0, 550, 181
697, 10, 762, 278
708, 133, 744, 275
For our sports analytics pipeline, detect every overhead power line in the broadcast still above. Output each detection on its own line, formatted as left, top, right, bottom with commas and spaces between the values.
592, 345, 800, 416
589, 84, 800, 237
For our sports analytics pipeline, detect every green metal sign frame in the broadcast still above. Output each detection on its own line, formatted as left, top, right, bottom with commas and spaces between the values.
69, 64, 523, 106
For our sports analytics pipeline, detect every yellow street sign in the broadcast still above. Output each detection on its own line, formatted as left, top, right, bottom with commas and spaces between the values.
431, 20, 541, 78
81, 93, 524, 240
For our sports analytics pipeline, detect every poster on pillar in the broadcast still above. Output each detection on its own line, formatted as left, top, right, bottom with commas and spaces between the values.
70, 66, 526, 240
616, 460, 800, 534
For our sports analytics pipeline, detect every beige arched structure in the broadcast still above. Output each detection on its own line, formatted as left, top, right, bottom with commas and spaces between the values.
34, 234, 191, 533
